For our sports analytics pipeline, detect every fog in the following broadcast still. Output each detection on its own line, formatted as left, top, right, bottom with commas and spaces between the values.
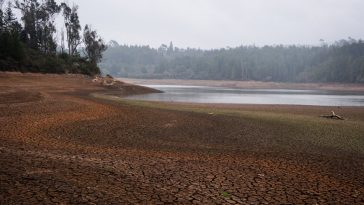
66, 0, 364, 49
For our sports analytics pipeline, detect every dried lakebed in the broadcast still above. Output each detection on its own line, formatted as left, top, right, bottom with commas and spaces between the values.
1, 73, 364, 204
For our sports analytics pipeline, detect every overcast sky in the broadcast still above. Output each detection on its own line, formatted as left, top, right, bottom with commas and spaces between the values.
60, 0, 363, 49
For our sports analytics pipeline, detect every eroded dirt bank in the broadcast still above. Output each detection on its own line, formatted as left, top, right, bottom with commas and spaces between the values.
0, 72, 363, 204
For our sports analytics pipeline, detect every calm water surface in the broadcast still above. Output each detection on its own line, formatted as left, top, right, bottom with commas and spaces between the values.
126, 84, 364, 106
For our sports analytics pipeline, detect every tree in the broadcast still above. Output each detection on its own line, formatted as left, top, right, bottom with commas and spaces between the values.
108, 40, 119, 48
15, 0, 40, 49
14, 0, 60, 53
38, 0, 60, 54
167, 41, 174, 55
1, 0, 105, 75
60, 27, 65, 53
0, 3, 4, 33
0, 2, 24, 61
3, 2, 19, 32
61, 3, 81, 56
158, 44, 168, 55
83, 24, 107, 65
4, 2, 15, 29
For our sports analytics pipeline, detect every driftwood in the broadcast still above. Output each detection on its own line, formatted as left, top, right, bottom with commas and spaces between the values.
320, 111, 344, 120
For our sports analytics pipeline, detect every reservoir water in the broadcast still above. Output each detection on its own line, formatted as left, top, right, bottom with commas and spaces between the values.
126, 84, 364, 106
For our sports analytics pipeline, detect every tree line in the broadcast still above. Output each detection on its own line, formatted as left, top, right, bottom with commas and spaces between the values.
101, 39, 364, 83
0, 0, 106, 75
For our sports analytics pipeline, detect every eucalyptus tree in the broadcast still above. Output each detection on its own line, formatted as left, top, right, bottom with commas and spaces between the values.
15, 0, 40, 49
0, 2, 24, 61
14, 0, 60, 53
83, 24, 107, 65
38, 0, 60, 54
0, 1, 4, 33
4, 2, 16, 28
3, 2, 22, 34
61, 3, 81, 56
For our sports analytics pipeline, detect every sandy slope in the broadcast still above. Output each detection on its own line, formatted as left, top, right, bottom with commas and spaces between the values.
0, 72, 363, 204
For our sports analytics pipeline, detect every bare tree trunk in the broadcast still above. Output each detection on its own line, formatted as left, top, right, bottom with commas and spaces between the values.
67, 27, 71, 56
61, 28, 65, 53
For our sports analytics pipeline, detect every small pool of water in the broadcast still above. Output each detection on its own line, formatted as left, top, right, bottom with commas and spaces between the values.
126, 84, 364, 106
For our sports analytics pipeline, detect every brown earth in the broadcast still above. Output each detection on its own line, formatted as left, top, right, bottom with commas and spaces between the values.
0, 72, 364, 204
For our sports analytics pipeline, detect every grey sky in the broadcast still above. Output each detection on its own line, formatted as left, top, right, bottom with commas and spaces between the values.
63, 0, 363, 49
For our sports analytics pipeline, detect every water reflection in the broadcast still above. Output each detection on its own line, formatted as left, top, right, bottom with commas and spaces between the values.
126, 84, 364, 106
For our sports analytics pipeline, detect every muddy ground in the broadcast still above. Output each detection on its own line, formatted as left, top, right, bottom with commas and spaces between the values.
0, 72, 363, 204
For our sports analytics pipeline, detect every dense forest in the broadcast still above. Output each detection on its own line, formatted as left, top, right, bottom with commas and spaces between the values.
0, 0, 106, 75
101, 39, 364, 83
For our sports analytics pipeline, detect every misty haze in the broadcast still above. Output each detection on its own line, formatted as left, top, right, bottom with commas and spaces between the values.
1, 0, 364, 204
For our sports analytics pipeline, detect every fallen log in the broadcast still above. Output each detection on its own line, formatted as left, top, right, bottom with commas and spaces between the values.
320, 111, 344, 120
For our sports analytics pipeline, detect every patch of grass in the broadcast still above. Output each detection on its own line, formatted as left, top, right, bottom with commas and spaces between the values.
221, 191, 231, 198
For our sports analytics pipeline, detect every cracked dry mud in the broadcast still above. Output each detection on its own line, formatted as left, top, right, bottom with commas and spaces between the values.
0, 73, 364, 204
